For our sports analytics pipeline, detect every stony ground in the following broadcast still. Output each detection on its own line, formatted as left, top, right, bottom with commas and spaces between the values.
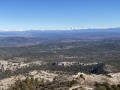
0, 70, 58, 90
0, 71, 120, 90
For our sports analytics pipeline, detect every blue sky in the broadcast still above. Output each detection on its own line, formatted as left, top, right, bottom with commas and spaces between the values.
0, 0, 120, 30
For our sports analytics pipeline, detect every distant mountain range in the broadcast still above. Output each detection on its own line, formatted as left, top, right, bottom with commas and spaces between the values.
0, 27, 120, 37
0, 27, 120, 47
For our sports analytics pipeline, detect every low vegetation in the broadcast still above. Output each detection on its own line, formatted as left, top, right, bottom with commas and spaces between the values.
95, 82, 120, 90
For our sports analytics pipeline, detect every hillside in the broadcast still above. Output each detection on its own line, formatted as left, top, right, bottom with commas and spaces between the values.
0, 30, 120, 90
0, 70, 120, 90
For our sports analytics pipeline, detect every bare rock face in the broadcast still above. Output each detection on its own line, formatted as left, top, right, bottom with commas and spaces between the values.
109, 73, 120, 84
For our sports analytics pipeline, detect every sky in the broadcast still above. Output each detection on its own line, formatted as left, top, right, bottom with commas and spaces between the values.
0, 0, 120, 30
